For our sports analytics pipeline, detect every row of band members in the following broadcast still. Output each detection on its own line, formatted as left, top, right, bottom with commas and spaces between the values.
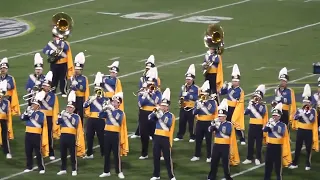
0, 51, 319, 179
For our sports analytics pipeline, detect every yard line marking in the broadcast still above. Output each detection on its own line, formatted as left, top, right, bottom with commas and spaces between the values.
255, 67, 266, 71
6, 0, 250, 60
304, 0, 312, 2
109, 57, 120, 61
11, 0, 95, 18
227, 65, 233, 68
97, 12, 121, 15
85, 55, 92, 58
138, 59, 147, 62
224, 147, 307, 179
288, 68, 296, 72
0, 49, 7, 53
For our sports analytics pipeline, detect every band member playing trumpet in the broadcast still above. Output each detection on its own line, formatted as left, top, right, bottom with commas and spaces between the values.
98, 92, 129, 179
149, 88, 176, 180
273, 67, 296, 129
25, 53, 45, 105
174, 64, 198, 142
0, 80, 13, 159
102, 61, 124, 111
69, 52, 89, 123
41, 71, 60, 160
56, 90, 85, 176
191, 80, 217, 162
42, 13, 74, 97
243, 85, 268, 166
132, 55, 161, 139
202, 24, 224, 95
0, 57, 20, 116
263, 103, 292, 180
220, 64, 245, 145
311, 77, 320, 130
289, 84, 319, 170
83, 72, 109, 159
21, 91, 49, 174
207, 99, 239, 180
138, 67, 162, 159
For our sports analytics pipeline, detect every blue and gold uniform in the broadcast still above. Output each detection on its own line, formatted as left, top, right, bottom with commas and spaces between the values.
21, 105, 49, 172
25, 74, 45, 93
192, 97, 217, 160
70, 74, 89, 122
43, 39, 74, 95
148, 88, 176, 180
0, 97, 13, 157
290, 84, 319, 170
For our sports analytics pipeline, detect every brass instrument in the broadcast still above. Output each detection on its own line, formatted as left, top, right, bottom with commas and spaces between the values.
133, 87, 146, 97
179, 84, 187, 108
199, 94, 209, 104
52, 12, 74, 40
23, 75, 42, 101
95, 88, 104, 97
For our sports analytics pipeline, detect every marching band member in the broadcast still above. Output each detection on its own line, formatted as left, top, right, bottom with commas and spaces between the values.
83, 72, 109, 159
289, 84, 319, 170
0, 57, 20, 116
69, 52, 89, 123
42, 13, 74, 97
103, 61, 124, 111
0, 80, 13, 159
191, 80, 217, 162
202, 24, 224, 95
25, 53, 46, 106
99, 92, 129, 179
41, 71, 60, 160
132, 55, 161, 139
138, 67, 162, 159
273, 67, 296, 129
56, 90, 85, 176
263, 103, 292, 180
21, 91, 49, 174
174, 64, 198, 142
149, 88, 176, 180
220, 64, 245, 144
243, 85, 268, 165
207, 99, 239, 180
311, 77, 320, 130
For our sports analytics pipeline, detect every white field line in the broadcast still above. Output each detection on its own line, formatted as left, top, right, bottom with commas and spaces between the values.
304, 0, 312, 2
6, 0, 251, 60
85, 55, 92, 58
224, 147, 307, 180
109, 57, 120, 61
96, 12, 121, 16
138, 59, 147, 62
0, 49, 7, 53
288, 69, 296, 72
3, 13, 320, 180
11, 0, 95, 18
255, 67, 266, 71
227, 65, 233, 68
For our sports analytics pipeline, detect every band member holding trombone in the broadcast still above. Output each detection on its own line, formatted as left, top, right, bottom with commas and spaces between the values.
202, 24, 224, 96
24, 53, 45, 106
0, 80, 13, 159
220, 64, 245, 145
311, 77, 320, 130
138, 67, 162, 160
132, 55, 161, 139
56, 90, 85, 176
41, 71, 60, 160
42, 13, 74, 97
21, 91, 49, 174
273, 67, 296, 129
289, 84, 319, 170
243, 85, 268, 166
149, 88, 176, 180
174, 64, 198, 142
207, 99, 239, 180
103, 61, 124, 111
83, 72, 109, 159
69, 52, 89, 123
99, 92, 129, 179
0, 57, 20, 116
191, 80, 217, 163
263, 103, 292, 180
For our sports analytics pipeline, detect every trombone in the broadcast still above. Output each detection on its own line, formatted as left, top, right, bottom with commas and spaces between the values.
23, 85, 42, 101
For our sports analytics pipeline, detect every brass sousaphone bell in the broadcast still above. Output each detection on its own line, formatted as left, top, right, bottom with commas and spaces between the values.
52, 12, 74, 40
204, 24, 225, 55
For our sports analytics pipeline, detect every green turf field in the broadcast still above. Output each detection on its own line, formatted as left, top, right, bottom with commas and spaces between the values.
1, 0, 320, 179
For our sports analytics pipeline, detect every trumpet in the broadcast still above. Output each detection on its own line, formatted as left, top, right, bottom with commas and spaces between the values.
132, 87, 147, 97
95, 88, 104, 97
199, 94, 209, 104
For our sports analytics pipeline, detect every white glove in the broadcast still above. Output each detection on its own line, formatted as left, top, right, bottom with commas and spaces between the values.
35, 80, 41, 86
142, 82, 147, 88
318, 126, 320, 132
227, 82, 232, 89
88, 95, 96, 103
196, 101, 203, 109
182, 92, 188, 97
222, 81, 228, 89
215, 121, 221, 128
142, 91, 149, 99
270, 121, 276, 127
49, 50, 55, 55
156, 110, 164, 119
275, 96, 282, 102
71, 80, 78, 86
107, 104, 115, 111
27, 109, 34, 117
